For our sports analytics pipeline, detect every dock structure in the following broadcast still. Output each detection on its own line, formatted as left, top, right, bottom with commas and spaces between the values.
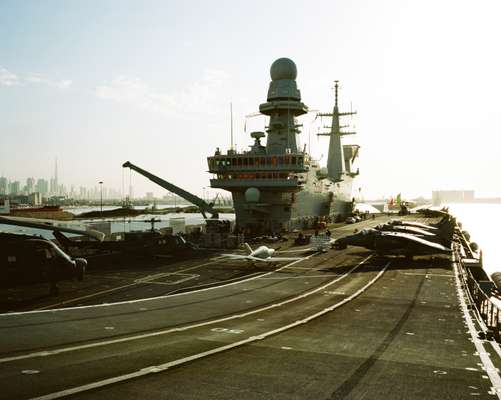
1, 215, 500, 399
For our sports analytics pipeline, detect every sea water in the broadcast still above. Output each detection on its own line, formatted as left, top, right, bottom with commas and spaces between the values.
447, 203, 501, 276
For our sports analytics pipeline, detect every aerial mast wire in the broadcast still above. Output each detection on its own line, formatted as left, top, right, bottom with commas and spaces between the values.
230, 102, 234, 151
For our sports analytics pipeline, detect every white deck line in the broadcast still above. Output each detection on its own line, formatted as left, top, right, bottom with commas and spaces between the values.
0, 256, 372, 364
453, 256, 501, 398
28, 260, 388, 400
1, 253, 318, 317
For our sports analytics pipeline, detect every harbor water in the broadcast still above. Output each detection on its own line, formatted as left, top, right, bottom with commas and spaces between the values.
447, 203, 501, 276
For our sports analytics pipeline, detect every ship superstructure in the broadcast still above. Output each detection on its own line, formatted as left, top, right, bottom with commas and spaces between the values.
317, 80, 359, 183
207, 58, 359, 234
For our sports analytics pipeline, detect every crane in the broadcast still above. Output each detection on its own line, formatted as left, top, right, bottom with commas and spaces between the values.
122, 161, 219, 220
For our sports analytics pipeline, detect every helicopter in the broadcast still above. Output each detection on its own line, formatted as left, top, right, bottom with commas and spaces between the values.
0, 216, 101, 295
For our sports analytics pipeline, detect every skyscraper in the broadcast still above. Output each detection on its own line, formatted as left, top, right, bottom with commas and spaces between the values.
49, 158, 59, 196
54, 158, 58, 189
0, 177, 7, 195
26, 177, 35, 194
36, 179, 49, 196
9, 181, 20, 196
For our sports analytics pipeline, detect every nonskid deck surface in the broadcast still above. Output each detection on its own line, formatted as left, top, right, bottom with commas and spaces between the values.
0, 216, 389, 312
67, 259, 496, 400
1, 215, 499, 399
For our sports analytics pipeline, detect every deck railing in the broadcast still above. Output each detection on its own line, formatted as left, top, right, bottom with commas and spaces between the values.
456, 229, 501, 341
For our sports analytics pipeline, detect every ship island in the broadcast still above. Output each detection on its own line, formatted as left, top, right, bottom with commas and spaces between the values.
207, 57, 359, 235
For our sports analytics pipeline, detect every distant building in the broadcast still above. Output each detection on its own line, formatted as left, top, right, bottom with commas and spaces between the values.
0, 199, 10, 214
79, 186, 87, 199
145, 192, 154, 201
9, 181, 20, 196
50, 177, 57, 196
0, 177, 7, 195
36, 179, 49, 197
29, 192, 42, 206
432, 190, 475, 205
25, 177, 35, 194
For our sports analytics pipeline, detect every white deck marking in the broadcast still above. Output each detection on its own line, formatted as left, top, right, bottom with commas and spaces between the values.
0, 256, 372, 364
135, 273, 199, 285
276, 248, 313, 253
2, 255, 315, 316
28, 260, 389, 400
260, 274, 343, 280
453, 258, 501, 398
403, 272, 453, 278
30, 261, 219, 311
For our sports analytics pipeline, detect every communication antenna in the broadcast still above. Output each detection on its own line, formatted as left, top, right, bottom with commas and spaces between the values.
121, 168, 124, 206
230, 102, 234, 150
308, 127, 311, 154
129, 168, 133, 203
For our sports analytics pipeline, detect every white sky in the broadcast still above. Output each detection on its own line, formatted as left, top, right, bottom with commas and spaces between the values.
1, 0, 500, 200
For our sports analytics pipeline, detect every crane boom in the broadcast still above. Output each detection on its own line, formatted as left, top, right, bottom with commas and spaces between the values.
122, 161, 219, 220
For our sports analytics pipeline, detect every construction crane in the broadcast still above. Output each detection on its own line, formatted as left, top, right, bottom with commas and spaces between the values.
122, 161, 219, 220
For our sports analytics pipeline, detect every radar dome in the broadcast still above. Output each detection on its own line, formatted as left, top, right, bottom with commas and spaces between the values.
270, 58, 297, 81
245, 187, 260, 203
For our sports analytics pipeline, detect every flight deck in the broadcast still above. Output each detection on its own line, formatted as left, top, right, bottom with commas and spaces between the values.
1, 215, 501, 399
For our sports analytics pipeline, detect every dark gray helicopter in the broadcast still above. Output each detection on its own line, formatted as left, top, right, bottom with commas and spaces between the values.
0, 216, 102, 295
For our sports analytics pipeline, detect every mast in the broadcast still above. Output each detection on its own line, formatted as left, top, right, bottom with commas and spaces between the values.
317, 81, 356, 182
230, 102, 234, 151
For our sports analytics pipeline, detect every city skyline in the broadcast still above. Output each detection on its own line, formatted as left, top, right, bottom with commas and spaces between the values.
0, 173, 123, 200
0, 158, 123, 199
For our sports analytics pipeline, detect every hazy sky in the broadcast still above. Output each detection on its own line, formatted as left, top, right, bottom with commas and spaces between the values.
1, 0, 500, 200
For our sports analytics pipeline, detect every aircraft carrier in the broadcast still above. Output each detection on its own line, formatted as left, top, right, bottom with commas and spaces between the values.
1, 213, 501, 399
207, 58, 359, 235
1, 59, 501, 399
